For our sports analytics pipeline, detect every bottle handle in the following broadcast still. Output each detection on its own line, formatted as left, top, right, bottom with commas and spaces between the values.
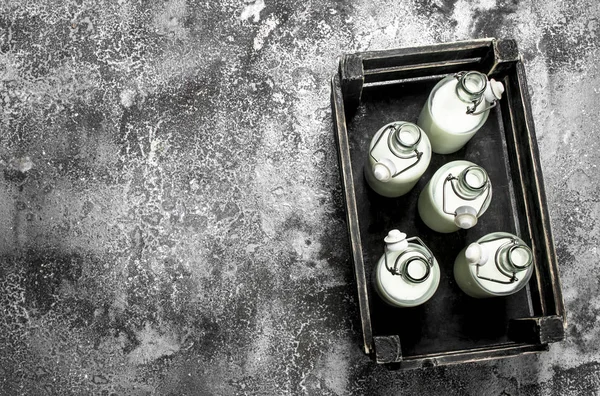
469, 100, 497, 115
442, 173, 492, 217
473, 237, 531, 284
383, 236, 434, 283
369, 124, 423, 178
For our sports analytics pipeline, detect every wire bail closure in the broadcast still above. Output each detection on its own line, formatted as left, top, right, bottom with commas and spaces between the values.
474, 236, 533, 284
469, 100, 498, 115
384, 236, 434, 283
454, 71, 497, 115
442, 166, 491, 218
369, 123, 423, 178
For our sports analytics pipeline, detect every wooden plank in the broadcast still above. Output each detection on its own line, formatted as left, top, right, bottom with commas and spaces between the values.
363, 58, 485, 84
330, 74, 373, 354
502, 70, 548, 316
359, 38, 494, 70
514, 61, 566, 322
387, 343, 548, 370
501, 71, 546, 317
344, 39, 518, 89
508, 316, 565, 344
502, 61, 565, 322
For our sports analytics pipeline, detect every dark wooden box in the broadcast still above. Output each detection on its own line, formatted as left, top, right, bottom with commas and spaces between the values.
330, 39, 565, 369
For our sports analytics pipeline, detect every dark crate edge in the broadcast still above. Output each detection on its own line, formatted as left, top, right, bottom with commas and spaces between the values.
386, 343, 550, 371
331, 73, 373, 354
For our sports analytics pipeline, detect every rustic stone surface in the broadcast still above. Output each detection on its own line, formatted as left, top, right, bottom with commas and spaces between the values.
0, 0, 598, 394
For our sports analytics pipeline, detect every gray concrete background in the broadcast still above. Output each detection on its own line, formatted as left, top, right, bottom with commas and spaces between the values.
0, 0, 599, 395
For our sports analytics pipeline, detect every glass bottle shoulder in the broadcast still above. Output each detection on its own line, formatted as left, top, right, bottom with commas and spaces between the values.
368, 122, 432, 180
428, 160, 477, 199
426, 76, 489, 134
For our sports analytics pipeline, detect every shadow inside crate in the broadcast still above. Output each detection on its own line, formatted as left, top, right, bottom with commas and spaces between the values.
346, 78, 533, 357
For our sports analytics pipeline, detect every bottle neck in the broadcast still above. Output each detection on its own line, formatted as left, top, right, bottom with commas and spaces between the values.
455, 71, 487, 104
388, 123, 421, 157
497, 242, 533, 274
454, 165, 489, 200
385, 242, 432, 283
402, 256, 430, 283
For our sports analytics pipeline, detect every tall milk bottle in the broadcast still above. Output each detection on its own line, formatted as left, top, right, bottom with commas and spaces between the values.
418, 160, 492, 233
374, 230, 440, 308
365, 121, 432, 197
454, 232, 534, 298
417, 71, 504, 154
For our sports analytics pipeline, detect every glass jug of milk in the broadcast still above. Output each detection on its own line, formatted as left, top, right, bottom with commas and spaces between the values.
454, 232, 534, 298
365, 121, 432, 197
374, 229, 440, 307
418, 160, 492, 233
417, 71, 504, 154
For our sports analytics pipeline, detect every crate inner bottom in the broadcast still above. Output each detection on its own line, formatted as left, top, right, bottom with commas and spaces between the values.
347, 80, 534, 358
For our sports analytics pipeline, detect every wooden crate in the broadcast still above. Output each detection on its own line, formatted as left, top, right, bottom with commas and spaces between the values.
330, 38, 565, 369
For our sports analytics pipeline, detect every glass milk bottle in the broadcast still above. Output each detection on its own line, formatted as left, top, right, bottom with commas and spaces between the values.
417, 71, 504, 154
374, 229, 440, 308
418, 160, 492, 233
454, 232, 534, 298
365, 121, 432, 197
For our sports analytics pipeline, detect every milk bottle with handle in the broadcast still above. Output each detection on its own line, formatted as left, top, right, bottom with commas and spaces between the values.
417, 71, 504, 154
374, 230, 440, 308
365, 121, 432, 198
418, 160, 492, 233
454, 232, 534, 298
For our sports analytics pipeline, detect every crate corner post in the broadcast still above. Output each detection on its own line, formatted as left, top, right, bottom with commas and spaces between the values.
339, 53, 364, 116
374, 335, 403, 364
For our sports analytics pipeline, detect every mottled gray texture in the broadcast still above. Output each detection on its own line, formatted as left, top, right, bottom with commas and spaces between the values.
0, 0, 598, 395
